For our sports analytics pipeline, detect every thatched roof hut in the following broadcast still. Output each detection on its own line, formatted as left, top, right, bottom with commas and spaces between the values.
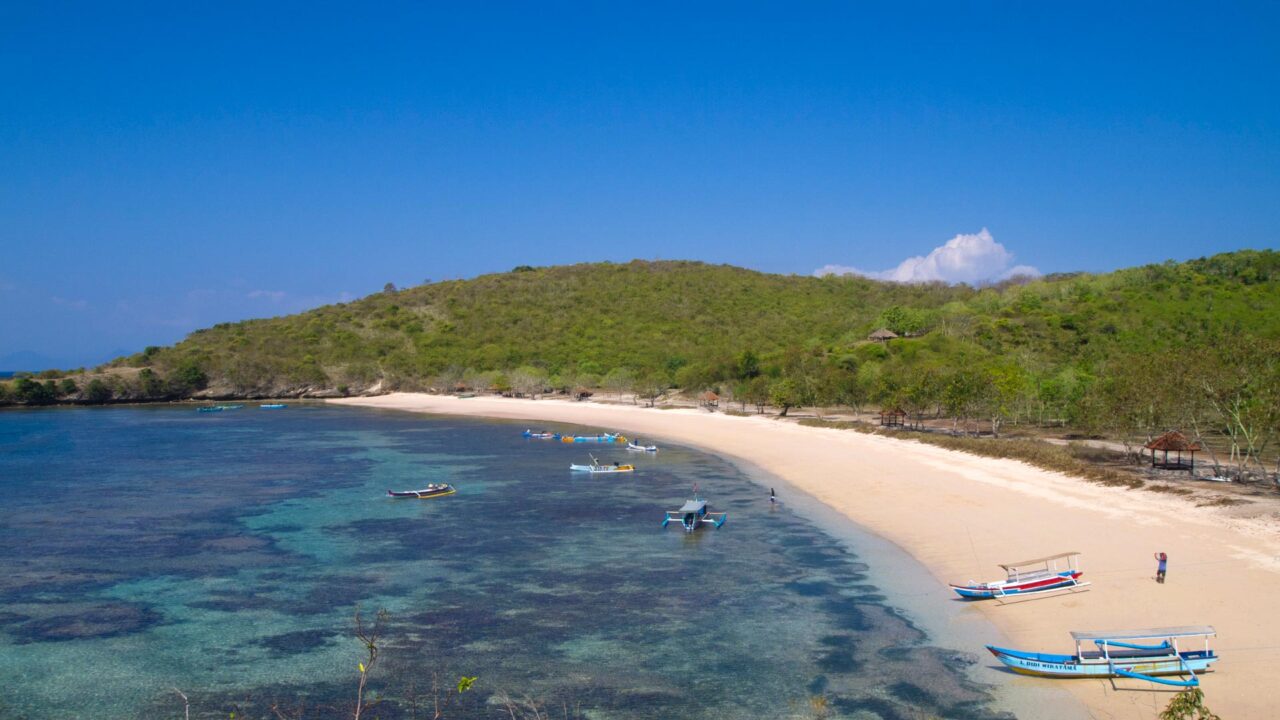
868, 328, 899, 342
1144, 431, 1202, 471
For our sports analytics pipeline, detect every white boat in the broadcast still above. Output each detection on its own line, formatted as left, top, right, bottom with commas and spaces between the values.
569, 454, 635, 474
950, 552, 1090, 600
627, 441, 658, 452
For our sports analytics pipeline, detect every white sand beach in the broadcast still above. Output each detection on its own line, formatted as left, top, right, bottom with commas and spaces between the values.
331, 393, 1280, 719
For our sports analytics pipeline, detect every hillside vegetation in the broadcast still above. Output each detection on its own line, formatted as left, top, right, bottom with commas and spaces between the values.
4, 250, 1279, 476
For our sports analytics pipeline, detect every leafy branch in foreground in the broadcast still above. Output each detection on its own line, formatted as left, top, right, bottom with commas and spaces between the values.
1159, 688, 1220, 720
352, 608, 387, 720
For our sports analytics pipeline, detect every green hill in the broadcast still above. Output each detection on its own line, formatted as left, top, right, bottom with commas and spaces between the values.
4, 250, 1279, 467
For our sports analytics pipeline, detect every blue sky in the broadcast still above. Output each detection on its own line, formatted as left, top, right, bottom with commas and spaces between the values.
3, 2, 1278, 368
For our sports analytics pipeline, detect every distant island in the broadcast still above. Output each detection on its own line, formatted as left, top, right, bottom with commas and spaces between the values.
2, 250, 1277, 481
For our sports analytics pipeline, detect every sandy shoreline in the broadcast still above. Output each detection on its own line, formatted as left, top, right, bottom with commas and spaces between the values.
331, 393, 1280, 719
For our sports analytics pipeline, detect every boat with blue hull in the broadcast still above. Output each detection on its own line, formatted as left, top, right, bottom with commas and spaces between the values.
662, 489, 727, 532
561, 433, 627, 444
522, 430, 560, 439
987, 626, 1218, 687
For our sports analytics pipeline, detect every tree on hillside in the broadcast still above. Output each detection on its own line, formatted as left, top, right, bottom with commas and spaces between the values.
740, 375, 771, 414
603, 367, 636, 401
734, 349, 761, 380
770, 377, 808, 417
509, 366, 549, 399
1200, 341, 1280, 481
634, 371, 667, 408
984, 362, 1031, 438
85, 379, 113, 403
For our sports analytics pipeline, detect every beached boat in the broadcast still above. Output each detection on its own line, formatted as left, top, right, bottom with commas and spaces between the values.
569, 455, 635, 473
561, 433, 627, 444
662, 489, 727, 532
950, 552, 1090, 600
627, 441, 658, 452
260, 403, 287, 409
387, 483, 456, 499
522, 430, 560, 439
987, 626, 1218, 687
196, 404, 244, 413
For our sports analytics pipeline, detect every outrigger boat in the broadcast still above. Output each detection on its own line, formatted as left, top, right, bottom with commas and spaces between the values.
387, 483, 456, 499
950, 552, 1089, 600
569, 455, 635, 474
987, 626, 1218, 687
662, 487, 727, 532
561, 433, 627, 444
627, 441, 658, 452
522, 429, 560, 439
196, 404, 244, 413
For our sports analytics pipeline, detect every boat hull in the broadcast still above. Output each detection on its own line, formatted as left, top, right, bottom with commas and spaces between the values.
387, 485, 455, 499
951, 571, 1082, 599
987, 646, 1217, 679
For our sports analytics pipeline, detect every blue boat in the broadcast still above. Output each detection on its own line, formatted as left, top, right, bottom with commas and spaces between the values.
987, 626, 1218, 686
662, 489, 727, 532
260, 403, 287, 409
522, 430, 560, 439
561, 433, 626, 444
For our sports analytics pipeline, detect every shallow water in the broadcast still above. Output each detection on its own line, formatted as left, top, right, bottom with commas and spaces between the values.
0, 405, 1012, 719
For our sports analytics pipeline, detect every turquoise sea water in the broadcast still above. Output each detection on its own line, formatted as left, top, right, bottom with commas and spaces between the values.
0, 405, 1010, 719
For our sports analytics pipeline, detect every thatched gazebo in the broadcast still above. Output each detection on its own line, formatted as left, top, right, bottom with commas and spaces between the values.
700, 390, 719, 408
868, 328, 899, 342
1144, 431, 1201, 471
879, 407, 906, 428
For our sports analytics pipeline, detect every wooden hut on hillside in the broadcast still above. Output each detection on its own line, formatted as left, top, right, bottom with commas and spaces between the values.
868, 328, 899, 342
1144, 431, 1201, 472
879, 407, 906, 428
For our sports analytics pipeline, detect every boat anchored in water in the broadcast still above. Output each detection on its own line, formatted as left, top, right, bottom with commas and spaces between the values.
561, 433, 627, 444
950, 552, 1090, 600
387, 483, 456, 499
987, 626, 1218, 687
260, 403, 287, 409
626, 441, 658, 452
662, 487, 727, 532
569, 454, 635, 474
522, 429, 560, 439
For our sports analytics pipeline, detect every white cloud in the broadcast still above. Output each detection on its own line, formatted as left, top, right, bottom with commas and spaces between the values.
816, 229, 1040, 284
247, 289, 287, 301
51, 296, 89, 310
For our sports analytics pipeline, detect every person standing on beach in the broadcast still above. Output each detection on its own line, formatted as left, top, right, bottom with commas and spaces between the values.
1155, 552, 1168, 583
